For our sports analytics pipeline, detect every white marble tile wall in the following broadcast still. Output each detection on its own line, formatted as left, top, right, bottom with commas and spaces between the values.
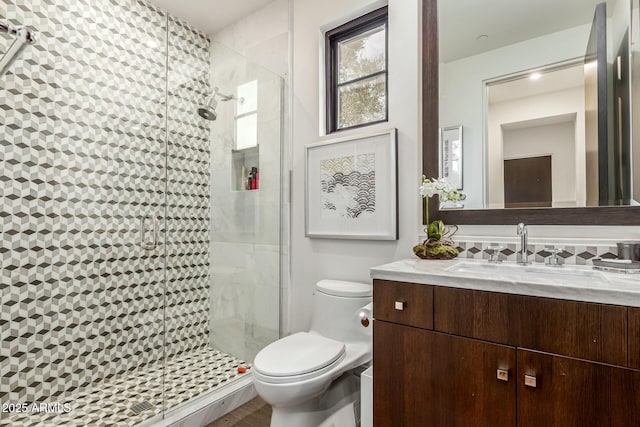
212, 0, 289, 77
207, 36, 284, 363
208, 242, 280, 361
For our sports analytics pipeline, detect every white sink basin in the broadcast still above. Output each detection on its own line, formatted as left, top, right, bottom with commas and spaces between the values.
445, 261, 609, 286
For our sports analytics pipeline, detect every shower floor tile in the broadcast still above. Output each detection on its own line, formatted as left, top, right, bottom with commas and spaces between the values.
1, 348, 251, 427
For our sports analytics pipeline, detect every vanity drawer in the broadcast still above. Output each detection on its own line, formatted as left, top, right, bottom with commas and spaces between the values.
434, 287, 628, 366
373, 280, 433, 329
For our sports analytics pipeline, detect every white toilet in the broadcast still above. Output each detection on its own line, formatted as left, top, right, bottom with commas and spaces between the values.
253, 280, 373, 427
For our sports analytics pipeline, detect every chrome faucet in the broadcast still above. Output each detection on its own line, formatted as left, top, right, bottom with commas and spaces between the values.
517, 223, 529, 265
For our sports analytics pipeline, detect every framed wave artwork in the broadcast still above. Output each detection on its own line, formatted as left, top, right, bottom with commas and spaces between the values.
305, 128, 398, 240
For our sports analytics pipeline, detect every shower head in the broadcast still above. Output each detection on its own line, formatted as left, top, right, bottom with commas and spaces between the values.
197, 87, 238, 121
0, 24, 37, 79
198, 106, 217, 121
198, 96, 218, 121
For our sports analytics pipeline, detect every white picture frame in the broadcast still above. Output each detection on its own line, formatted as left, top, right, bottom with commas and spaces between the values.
440, 125, 463, 190
305, 128, 398, 240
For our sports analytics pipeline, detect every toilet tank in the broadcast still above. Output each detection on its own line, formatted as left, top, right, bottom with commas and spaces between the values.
309, 280, 372, 344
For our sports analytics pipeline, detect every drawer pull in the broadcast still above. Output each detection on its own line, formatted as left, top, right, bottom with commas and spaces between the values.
524, 374, 537, 388
394, 301, 405, 311
497, 369, 509, 382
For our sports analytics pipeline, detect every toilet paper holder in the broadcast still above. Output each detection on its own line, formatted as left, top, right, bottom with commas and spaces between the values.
358, 303, 373, 328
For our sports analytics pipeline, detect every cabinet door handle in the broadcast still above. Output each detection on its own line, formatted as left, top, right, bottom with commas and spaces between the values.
524, 374, 537, 388
497, 369, 509, 382
394, 301, 405, 311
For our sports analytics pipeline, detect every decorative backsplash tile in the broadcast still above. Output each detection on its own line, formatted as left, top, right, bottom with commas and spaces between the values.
454, 240, 618, 265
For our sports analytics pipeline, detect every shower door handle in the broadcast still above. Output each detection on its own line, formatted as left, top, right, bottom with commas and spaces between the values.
140, 216, 158, 250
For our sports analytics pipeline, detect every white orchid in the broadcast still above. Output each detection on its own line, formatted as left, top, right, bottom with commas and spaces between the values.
415, 176, 464, 259
420, 175, 466, 231
420, 176, 465, 203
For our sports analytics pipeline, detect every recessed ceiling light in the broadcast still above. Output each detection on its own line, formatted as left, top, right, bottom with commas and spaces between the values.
530, 73, 542, 80
476, 34, 488, 41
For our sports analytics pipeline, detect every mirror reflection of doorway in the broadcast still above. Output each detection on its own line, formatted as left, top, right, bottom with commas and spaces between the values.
486, 64, 583, 209
504, 156, 552, 208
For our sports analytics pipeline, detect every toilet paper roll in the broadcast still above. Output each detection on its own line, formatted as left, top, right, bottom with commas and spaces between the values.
358, 302, 373, 328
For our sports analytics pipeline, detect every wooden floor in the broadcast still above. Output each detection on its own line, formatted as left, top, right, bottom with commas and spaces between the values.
206, 397, 272, 427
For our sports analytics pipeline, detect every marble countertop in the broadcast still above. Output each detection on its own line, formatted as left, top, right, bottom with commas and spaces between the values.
370, 258, 640, 307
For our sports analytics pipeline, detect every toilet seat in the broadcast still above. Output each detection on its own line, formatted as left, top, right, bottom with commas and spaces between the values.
253, 332, 346, 384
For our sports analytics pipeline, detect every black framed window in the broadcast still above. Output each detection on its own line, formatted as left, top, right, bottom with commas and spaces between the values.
326, 7, 388, 134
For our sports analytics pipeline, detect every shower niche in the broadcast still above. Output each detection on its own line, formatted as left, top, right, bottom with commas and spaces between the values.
232, 146, 259, 191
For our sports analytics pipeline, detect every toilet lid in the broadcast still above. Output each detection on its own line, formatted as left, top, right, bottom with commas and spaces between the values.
316, 280, 372, 298
254, 332, 345, 377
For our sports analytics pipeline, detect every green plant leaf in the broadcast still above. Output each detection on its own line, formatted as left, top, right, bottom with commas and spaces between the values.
427, 220, 445, 240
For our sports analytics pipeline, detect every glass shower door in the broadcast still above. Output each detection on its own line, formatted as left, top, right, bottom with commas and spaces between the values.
161, 33, 283, 413
207, 40, 283, 364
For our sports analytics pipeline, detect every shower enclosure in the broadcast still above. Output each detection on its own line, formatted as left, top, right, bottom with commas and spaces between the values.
0, 1, 284, 426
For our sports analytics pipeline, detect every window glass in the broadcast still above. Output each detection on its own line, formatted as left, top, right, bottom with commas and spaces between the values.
338, 26, 386, 84
236, 113, 258, 150
338, 74, 386, 129
326, 7, 388, 133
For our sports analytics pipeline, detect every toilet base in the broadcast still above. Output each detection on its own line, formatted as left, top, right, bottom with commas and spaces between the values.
270, 372, 360, 427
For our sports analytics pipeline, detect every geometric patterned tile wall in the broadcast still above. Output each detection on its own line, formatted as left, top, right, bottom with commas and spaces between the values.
0, 0, 211, 403
164, 16, 211, 359
454, 239, 619, 265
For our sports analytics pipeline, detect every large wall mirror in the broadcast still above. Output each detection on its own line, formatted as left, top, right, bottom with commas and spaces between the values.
422, 0, 640, 224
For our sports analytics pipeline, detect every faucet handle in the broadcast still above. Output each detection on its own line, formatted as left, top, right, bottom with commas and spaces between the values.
545, 247, 564, 266
486, 245, 504, 263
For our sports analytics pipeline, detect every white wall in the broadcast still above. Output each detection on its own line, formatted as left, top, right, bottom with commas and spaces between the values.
289, 0, 421, 333
213, 0, 289, 77
487, 86, 586, 207
440, 23, 592, 209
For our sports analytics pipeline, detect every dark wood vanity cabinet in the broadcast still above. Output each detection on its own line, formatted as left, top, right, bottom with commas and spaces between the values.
373, 279, 640, 427
629, 307, 640, 369
373, 279, 433, 330
517, 350, 640, 427
434, 287, 628, 366
374, 321, 516, 427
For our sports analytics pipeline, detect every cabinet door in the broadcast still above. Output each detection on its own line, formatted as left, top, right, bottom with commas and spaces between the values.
517, 349, 640, 426
374, 321, 516, 427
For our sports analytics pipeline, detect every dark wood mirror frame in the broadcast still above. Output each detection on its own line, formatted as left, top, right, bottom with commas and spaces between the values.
422, 0, 640, 225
